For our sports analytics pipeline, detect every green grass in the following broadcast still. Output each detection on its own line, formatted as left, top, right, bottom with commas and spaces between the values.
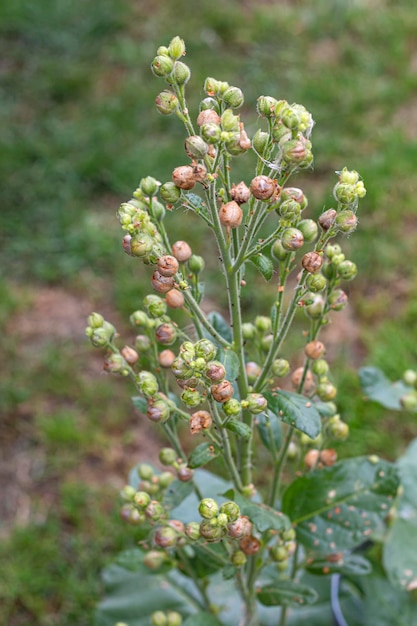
2, 0, 417, 623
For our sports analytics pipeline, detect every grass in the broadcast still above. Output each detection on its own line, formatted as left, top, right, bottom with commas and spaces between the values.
1, 0, 417, 623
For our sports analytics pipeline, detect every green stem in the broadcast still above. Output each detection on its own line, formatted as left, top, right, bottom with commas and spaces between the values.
210, 401, 243, 491
182, 290, 231, 348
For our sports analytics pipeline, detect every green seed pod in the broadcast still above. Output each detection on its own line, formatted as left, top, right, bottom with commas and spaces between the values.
278, 198, 301, 221
400, 391, 417, 410
306, 272, 327, 293
334, 182, 356, 205
136, 371, 159, 397
129, 233, 154, 258
298, 218, 318, 243
328, 289, 348, 311
87, 312, 104, 328
321, 260, 337, 280
316, 380, 337, 401
199, 498, 219, 519
199, 519, 225, 542
256, 95, 278, 117
171, 61, 190, 85
200, 122, 222, 144
159, 447, 177, 466
130, 310, 151, 328
151, 54, 174, 78
304, 293, 325, 319
154, 526, 178, 548
172, 357, 194, 380
252, 129, 269, 156
151, 611, 168, 626
204, 76, 222, 95
245, 361, 261, 383
138, 463, 154, 480
103, 353, 129, 375
120, 485, 136, 502
222, 86, 244, 109
281, 228, 304, 251
312, 358, 330, 377
147, 396, 171, 422
166, 611, 182, 626
327, 416, 349, 440
255, 315, 271, 333
242, 322, 256, 340
200, 96, 219, 111
270, 545, 288, 562
337, 260, 358, 281
145, 500, 165, 521
272, 358, 290, 377
185, 135, 209, 160
221, 108, 240, 132
185, 521, 201, 541
222, 398, 241, 418
219, 501, 240, 522
231, 550, 247, 567
181, 388, 203, 408
87, 323, 115, 348
195, 338, 217, 361
133, 491, 151, 508
160, 181, 181, 204
245, 393, 268, 414
159, 472, 175, 489
144, 550, 168, 570
271, 239, 290, 262
335, 209, 358, 234
155, 90, 179, 115
188, 254, 205, 274
144, 294, 168, 318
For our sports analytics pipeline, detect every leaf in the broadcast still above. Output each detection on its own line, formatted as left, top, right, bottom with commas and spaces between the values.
169, 470, 232, 524
216, 347, 240, 381
257, 580, 318, 607
256, 410, 282, 453
249, 254, 274, 281
359, 366, 413, 410
183, 614, 224, 626
224, 418, 251, 440
207, 311, 233, 344
184, 192, 210, 219
282, 457, 399, 553
180, 543, 228, 579
265, 390, 321, 439
223, 490, 291, 533
188, 442, 220, 469
163, 479, 194, 509
131, 395, 147, 413
314, 402, 338, 418
305, 553, 372, 576
360, 566, 417, 626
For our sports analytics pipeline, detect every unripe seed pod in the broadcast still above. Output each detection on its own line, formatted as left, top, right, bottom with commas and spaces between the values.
195, 339, 217, 361
302, 251, 323, 273
133, 491, 151, 509
151, 611, 167, 626
185, 521, 201, 541
320, 448, 338, 466
250, 175, 276, 200
168, 36, 186, 60
219, 501, 240, 522
305, 340, 325, 360
121, 345, 139, 365
223, 86, 244, 109
140, 176, 160, 196
242, 322, 256, 340
172, 166, 195, 190
222, 398, 242, 417
159, 447, 177, 466
227, 515, 252, 539
245, 361, 261, 383
187, 255, 204, 274
281, 228, 304, 251
281, 186, 308, 209
239, 535, 261, 555
190, 410, 212, 434
219, 201, 243, 229
134, 334, 151, 353
144, 550, 168, 570
297, 218, 318, 243
172, 240, 192, 262
103, 353, 129, 375
145, 500, 165, 521
138, 463, 154, 480
199, 498, 219, 519
185, 135, 208, 160
256, 95, 278, 117
400, 391, 417, 410
158, 349, 176, 368
200, 122, 222, 144
271, 239, 290, 262
230, 181, 251, 205
304, 448, 320, 470
403, 369, 417, 386
327, 416, 349, 440
304, 293, 325, 319
270, 545, 288, 562
155, 323, 177, 345
272, 358, 290, 377
177, 466, 194, 482
154, 526, 178, 548
205, 361, 226, 382
318, 208, 337, 230
312, 358, 329, 377
144, 294, 167, 318
120, 485, 137, 502
181, 388, 203, 408
337, 260, 358, 281
335, 209, 358, 234
130, 233, 154, 258
147, 396, 171, 422
151, 271, 175, 294
211, 380, 234, 403
231, 550, 247, 567
160, 181, 181, 204
166, 612, 182, 626
329, 289, 348, 311
278, 198, 301, 220
172, 61, 190, 85
155, 90, 179, 115
316, 380, 337, 401
245, 393, 268, 414
199, 519, 225, 542
306, 272, 327, 293
165, 289, 185, 309
157, 255, 179, 277
171, 357, 194, 380
252, 129, 269, 155
197, 109, 221, 126
334, 182, 356, 204
255, 315, 271, 333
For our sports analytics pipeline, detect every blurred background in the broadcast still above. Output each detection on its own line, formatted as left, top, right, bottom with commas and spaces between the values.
1, 0, 417, 623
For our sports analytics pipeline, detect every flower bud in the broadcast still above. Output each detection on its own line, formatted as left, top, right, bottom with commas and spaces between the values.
88, 312, 104, 328
334, 182, 356, 205
245, 393, 268, 414
242, 322, 256, 340
155, 90, 179, 115
222, 398, 242, 417
171, 61, 190, 85
195, 338, 217, 361
256, 95, 277, 117
145, 500, 165, 521
272, 358, 290, 377
239, 535, 261, 555
185, 521, 200, 541
136, 371, 159, 397
120, 345, 139, 365
316, 380, 337, 401
281, 228, 304, 251
133, 491, 151, 508
223, 86, 244, 109
199, 498, 219, 519
271, 239, 290, 261
154, 526, 178, 548
328, 289, 348, 311
172, 240, 192, 262
250, 175, 276, 200
185, 135, 208, 160
205, 361, 226, 382
312, 358, 329, 377
316, 209, 336, 232
166, 612, 182, 626
171, 357, 194, 380
144, 551, 168, 570
211, 380, 234, 403
130, 310, 151, 328
151, 54, 174, 77
189, 410, 212, 434
306, 272, 327, 293
291, 367, 315, 392
298, 218, 318, 243
181, 388, 203, 408
219, 201, 243, 229
199, 519, 225, 542
304, 293, 325, 319
302, 251, 323, 274
221, 108, 240, 132
86, 319, 116, 348
305, 340, 325, 360
120, 485, 136, 502
155, 322, 177, 345
165, 289, 184, 309
188, 255, 205, 274
144, 294, 168, 318
103, 353, 129, 375
245, 361, 261, 383
337, 260, 358, 281
177, 465, 194, 482
327, 416, 349, 440
255, 316, 271, 333
252, 129, 269, 156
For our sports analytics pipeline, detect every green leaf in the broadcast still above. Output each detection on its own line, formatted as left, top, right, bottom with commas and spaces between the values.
223, 490, 291, 532
384, 438, 417, 590
249, 254, 274, 281
257, 580, 318, 607
359, 366, 413, 410
314, 402, 338, 418
256, 410, 282, 453
224, 418, 251, 440
216, 347, 240, 381
188, 442, 221, 469
305, 553, 372, 576
183, 614, 224, 626
180, 543, 228, 579
360, 566, 417, 626
265, 391, 321, 439
169, 470, 232, 524
282, 457, 399, 553
163, 479, 194, 509
207, 311, 233, 344
184, 192, 210, 220
131, 395, 147, 413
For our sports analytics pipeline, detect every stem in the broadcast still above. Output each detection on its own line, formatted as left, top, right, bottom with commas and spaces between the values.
182, 290, 231, 348
210, 401, 243, 491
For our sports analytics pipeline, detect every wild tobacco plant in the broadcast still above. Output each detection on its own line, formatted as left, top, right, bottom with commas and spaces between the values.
87, 37, 405, 626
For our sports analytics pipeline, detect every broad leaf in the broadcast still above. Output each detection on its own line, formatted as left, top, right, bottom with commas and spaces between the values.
256, 410, 282, 453
265, 390, 321, 439
257, 580, 318, 607
169, 470, 232, 524
132, 395, 147, 413
305, 553, 372, 576
207, 311, 233, 344
360, 566, 417, 626
223, 490, 291, 532
282, 457, 399, 553
163, 479, 194, 509
249, 254, 274, 281
216, 347, 240, 381
384, 438, 417, 590
180, 543, 228, 579
359, 366, 414, 410
188, 442, 220, 468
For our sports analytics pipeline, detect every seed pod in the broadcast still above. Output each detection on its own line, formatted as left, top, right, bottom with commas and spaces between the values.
256, 95, 278, 117
190, 410, 212, 434
147, 396, 171, 422
245, 361, 261, 383
291, 367, 315, 392
337, 260, 358, 281
239, 535, 261, 555
245, 393, 268, 414
205, 361, 226, 382
318, 208, 337, 231
223, 86, 244, 109
328, 288, 348, 311
252, 129, 269, 155
185, 135, 208, 160
305, 340, 325, 360
298, 218, 318, 243
192, 163, 207, 183
304, 449, 320, 470
181, 388, 203, 407
188, 254, 205, 274
302, 251, 323, 273
306, 272, 327, 293
250, 175, 276, 200
312, 358, 329, 377
195, 339, 217, 361
199, 498, 219, 519
335, 209, 358, 234
172, 165, 195, 190
272, 358, 290, 377
165, 289, 185, 309
282, 228, 304, 251
197, 109, 221, 126
172, 240, 192, 262
230, 181, 251, 205
177, 465, 194, 482
155, 90, 179, 115
122, 234, 133, 255
211, 380, 234, 403
130, 233, 154, 258
143, 550, 168, 570
155, 323, 177, 345
185, 521, 201, 541
320, 448, 338, 466
219, 201, 243, 229
154, 526, 177, 548
227, 515, 252, 539
157, 255, 179, 277
151, 271, 175, 294
145, 500, 165, 521
199, 519, 225, 542
103, 353, 129, 375
172, 61, 190, 85
316, 380, 337, 401
157, 350, 175, 369
223, 398, 242, 417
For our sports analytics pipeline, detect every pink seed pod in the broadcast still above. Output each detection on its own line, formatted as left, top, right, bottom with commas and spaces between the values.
172, 165, 196, 190
197, 109, 221, 127
120, 345, 139, 365
302, 251, 323, 274
165, 289, 185, 309
158, 349, 176, 368
177, 466, 194, 482
320, 448, 337, 466
219, 201, 243, 229
304, 340, 325, 360
211, 380, 234, 403
230, 181, 251, 205
291, 367, 314, 392
304, 449, 320, 470
157, 255, 179, 277
151, 270, 175, 294
318, 208, 337, 231
172, 240, 192, 262
227, 515, 252, 539
239, 535, 261, 555
250, 175, 276, 200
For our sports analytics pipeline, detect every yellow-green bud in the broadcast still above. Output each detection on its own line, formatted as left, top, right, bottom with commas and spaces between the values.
133, 491, 151, 508
272, 358, 290, 377
168, 36, 186, 60
159, 447, 177, 466
219, 501, 240, 522
155, 90, 179, 115
195, 338, 217, 361
160, 181, 181, 204
136, 371, 159, 397
151, 55, 174, 77
256, 95, 278, 117
223, 86, 244, 109
199, 498, 219, 519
